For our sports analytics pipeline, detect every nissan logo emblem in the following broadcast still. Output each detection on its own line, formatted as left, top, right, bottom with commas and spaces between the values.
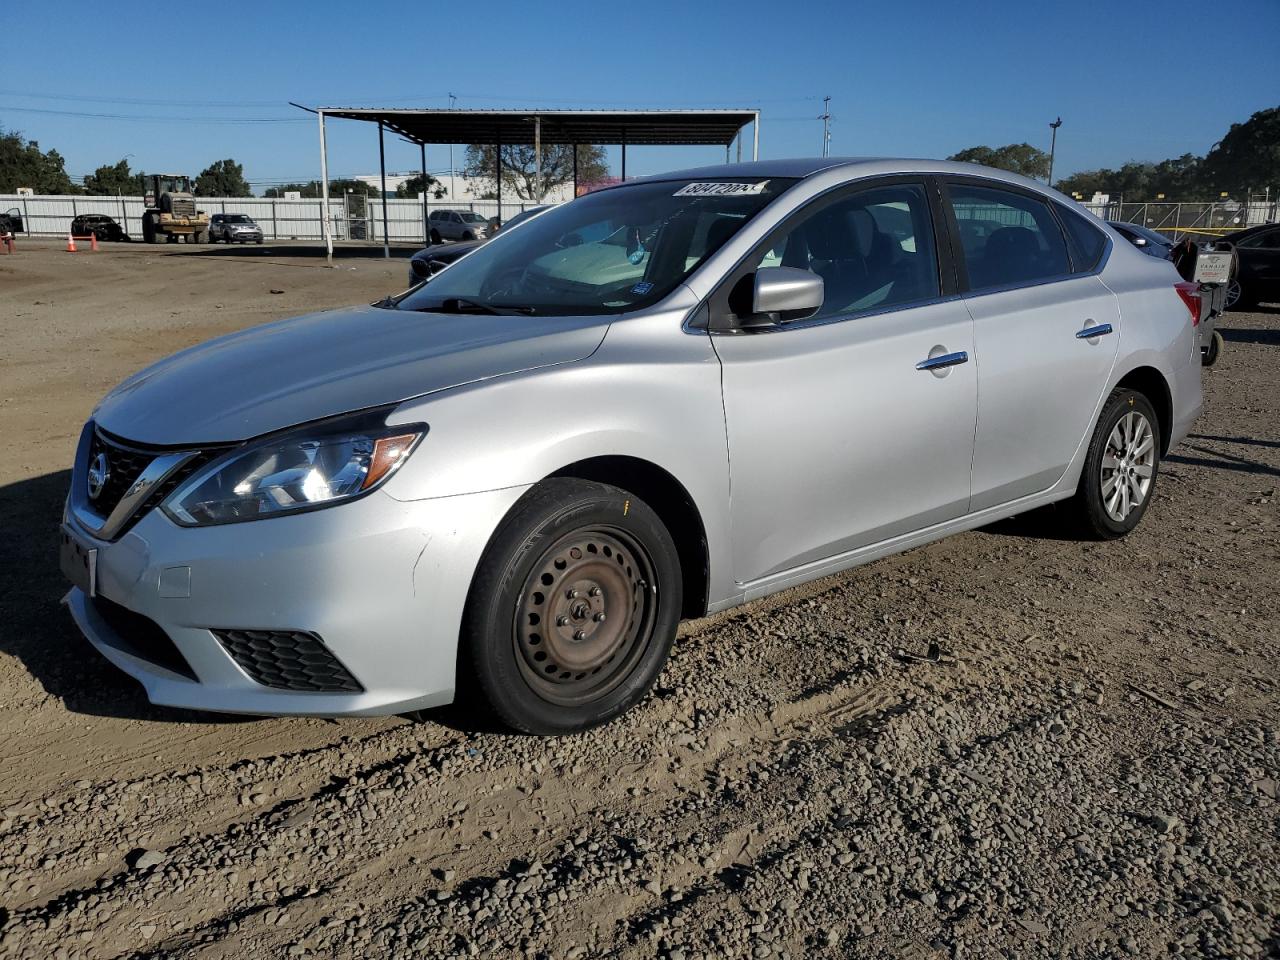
87, 452, 110, 500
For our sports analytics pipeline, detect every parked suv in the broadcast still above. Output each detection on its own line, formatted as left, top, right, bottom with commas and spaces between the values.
427, 208, 491, 244
61, 159, 1202, 734
209, 213, 264, 244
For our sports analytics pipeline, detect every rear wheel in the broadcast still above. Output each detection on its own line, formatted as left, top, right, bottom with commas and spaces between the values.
1070, 388, 1161, 539
461, 479, 681, 734
430, 229, 442, 244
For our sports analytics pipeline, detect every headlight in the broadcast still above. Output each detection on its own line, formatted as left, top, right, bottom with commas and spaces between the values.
163, 419, 424, 526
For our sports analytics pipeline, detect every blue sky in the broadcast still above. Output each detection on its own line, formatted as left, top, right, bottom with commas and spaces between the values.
4, 0, 1278, 194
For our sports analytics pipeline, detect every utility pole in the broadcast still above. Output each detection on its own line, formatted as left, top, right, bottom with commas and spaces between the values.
819, 96, 832, 158
1047, 117, 1063, 188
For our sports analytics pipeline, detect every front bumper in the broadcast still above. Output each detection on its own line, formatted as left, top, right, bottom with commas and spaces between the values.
230, 230, 263, 241
63, 484, 527, 716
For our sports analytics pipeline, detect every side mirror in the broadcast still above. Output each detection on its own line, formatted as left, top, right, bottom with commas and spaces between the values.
751, 266, 825, 321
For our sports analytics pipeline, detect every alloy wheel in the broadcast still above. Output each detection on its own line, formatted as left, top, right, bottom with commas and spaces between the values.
514, 526, 657, 707
1225, 279, 1241, 308
1100, 410, 1155, 522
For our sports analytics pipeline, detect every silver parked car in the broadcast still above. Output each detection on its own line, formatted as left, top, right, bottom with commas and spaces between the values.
61, 159, 1203, 733
427, 208, 491, 243
209, 213, 264, 244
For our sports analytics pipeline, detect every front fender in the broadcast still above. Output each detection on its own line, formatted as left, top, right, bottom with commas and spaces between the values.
382, 310, 737, 609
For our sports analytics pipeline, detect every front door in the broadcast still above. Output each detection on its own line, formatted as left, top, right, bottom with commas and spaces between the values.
710, 181, 977, 587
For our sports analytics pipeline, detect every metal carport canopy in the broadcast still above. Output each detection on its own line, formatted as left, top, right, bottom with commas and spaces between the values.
307, 107, 760, 263
316, 108, 759, 146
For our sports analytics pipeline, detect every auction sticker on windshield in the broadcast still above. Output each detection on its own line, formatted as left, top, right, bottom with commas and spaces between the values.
673, 181, 770, 197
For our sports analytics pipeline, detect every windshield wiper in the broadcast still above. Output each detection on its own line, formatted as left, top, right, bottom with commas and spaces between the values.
408, 297, 535, 316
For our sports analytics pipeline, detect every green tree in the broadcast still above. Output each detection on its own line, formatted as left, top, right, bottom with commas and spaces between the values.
0, 127, 77, 193
463, 143, 608, 200
1202, 106, 1280, 199
263, 179, 379, 199
194, 158, 252, 197
395, 173, 447, 199
947, 143, 1051, 180
82, 158, 147, 195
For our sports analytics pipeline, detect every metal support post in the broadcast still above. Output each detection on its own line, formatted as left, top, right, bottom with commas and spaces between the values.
378, 121, 390, 257
420, 142, 429, 243
318, 110, 333, 264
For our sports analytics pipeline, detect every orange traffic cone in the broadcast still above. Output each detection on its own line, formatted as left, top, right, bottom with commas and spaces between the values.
90, 233, 99, 252
66, 232, 76, 253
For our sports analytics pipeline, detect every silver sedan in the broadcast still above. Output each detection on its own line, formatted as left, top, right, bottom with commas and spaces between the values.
61, 158, 1202, 733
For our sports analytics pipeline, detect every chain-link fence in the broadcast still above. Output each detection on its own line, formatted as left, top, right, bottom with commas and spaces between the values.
1080, 200, 1278, 238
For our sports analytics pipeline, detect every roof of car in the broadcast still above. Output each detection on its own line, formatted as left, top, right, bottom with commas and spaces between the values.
624, 157, 1065, 196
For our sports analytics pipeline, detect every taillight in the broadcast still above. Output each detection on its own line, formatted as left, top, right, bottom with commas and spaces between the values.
1174, 281, 1201, 326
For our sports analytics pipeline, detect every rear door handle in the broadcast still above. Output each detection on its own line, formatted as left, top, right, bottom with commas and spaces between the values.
1076, 323, 1114, 339
915, 350, 969, 371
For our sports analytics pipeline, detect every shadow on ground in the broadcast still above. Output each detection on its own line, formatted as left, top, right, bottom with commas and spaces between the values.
0, 470, 249, 724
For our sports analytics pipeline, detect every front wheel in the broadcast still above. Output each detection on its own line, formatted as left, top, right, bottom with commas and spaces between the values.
1071, 388, 1161, 539
461, 479, 682, 734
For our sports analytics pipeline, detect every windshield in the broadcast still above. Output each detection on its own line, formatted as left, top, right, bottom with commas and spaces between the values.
459, 212, 488, 223
397, 177, 794, 316
225, 215, 252, 224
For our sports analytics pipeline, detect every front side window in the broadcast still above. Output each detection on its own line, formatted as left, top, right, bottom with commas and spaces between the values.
741, 182, 940, 322
396, 177, 794, 316
948, 183, 1070, 290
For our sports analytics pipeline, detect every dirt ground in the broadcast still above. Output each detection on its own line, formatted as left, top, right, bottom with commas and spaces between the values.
0, 239, 1276, 959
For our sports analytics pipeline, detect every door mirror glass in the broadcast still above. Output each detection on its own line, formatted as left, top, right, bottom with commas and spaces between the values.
753, 266, 825, 320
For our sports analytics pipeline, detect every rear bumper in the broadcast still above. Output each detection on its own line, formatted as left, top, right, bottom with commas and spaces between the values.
62, 484, 527, 716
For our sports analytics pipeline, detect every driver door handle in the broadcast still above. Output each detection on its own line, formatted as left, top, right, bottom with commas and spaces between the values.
915, 350, 969, 371
1076, 323, 1114, 339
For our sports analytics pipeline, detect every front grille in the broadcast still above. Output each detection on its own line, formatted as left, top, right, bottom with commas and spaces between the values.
83, 428, 221, 539
170, 198, 196, 216
88, 431, 151, 518
213, 629, 363, 693
91, 596, 198, 681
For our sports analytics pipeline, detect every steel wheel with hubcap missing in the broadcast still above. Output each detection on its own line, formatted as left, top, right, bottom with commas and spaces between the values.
515, 527, 657, 707
462, 478, 682, 734
1100, 410, 1155, 522
1072, 387, 1162, 539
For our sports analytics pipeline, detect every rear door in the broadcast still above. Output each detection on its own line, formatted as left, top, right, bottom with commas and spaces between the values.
942, 178, 1120, 511
711, 178, 977, 586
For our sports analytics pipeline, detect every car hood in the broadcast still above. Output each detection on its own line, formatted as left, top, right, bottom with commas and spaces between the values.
412, 239, 484, 263
93, 304, 610, 445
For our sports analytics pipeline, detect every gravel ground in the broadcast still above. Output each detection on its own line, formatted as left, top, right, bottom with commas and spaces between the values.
0, 242, 1276, 959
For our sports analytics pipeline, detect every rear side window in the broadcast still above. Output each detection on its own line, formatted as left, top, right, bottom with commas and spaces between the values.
1237, 228, 1280, 250
1057, 204, 1107, 272
947, 183, 1070, 290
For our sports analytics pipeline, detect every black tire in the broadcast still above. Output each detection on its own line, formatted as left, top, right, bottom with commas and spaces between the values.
461, 478, 682, 735
1202, 329, 1223, 367
142, 215, 158, 244
1071, 388, 1162, 540
430, 229, 441, 244
463, 230, 476, 241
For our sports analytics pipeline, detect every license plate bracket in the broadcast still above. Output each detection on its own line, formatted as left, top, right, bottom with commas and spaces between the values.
60, 524, 97, 597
